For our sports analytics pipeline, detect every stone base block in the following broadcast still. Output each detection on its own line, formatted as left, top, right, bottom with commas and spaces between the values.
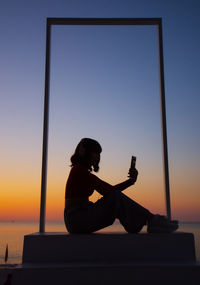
22, 232, 196, 264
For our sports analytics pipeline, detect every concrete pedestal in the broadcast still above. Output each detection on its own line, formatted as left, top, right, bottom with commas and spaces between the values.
2, 232, 198, 285
9, 262, 200, 285
22, 231, 196, 264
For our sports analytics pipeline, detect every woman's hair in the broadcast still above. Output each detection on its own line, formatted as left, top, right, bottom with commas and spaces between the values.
70, 138, 102, 172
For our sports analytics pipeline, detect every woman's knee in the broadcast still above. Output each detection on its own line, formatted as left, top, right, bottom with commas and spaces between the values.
123, 223, 144, 234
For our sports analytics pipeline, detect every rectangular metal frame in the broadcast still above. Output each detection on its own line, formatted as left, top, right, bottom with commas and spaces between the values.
40, 18, 171, 232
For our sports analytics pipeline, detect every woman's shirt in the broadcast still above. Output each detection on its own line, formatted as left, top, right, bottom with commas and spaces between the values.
65, 164, 113, 201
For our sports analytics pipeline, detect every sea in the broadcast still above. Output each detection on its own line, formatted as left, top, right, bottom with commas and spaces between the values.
0, 221, 199, 264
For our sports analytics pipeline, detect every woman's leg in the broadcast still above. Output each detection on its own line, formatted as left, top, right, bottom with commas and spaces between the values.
114, 191, 153, 233
64, 200, 116, 234
65, 191, 153, 234
90, 191, 153, 233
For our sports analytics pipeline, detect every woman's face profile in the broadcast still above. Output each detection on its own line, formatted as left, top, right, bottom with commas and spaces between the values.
90, 152, 100, 166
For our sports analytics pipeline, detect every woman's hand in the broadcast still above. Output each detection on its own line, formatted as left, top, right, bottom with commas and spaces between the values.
128, 168, 138, 183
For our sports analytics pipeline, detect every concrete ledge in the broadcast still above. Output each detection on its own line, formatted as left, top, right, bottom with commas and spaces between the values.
11, 263, 200, 285
22, 232, 196, 264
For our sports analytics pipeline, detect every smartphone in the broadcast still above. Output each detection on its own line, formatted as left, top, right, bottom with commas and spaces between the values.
130, 156, 136, 169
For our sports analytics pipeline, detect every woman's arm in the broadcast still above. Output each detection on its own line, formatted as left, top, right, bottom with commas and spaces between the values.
113, 168, 138, 191
91, 168, 138, 196
113, 178, 135, 192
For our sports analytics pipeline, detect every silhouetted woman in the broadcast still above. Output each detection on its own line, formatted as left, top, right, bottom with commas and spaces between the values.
64, 138, 178, 234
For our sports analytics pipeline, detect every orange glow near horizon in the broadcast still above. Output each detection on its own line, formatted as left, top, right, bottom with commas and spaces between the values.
1, 186, 200, 222
1, 170, 199, 222
1, 153, 200, 222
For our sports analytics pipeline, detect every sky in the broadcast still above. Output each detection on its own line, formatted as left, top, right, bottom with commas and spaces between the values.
0, 0, 200, 223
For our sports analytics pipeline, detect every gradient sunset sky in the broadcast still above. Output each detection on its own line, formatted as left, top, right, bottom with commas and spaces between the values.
0, 0, 199, 222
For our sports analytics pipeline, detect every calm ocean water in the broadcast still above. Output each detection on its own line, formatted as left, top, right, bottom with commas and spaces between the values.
0, 221, 199, 264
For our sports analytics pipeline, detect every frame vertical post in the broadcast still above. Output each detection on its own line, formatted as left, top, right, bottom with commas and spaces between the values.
158, 20, 171, 220
39, 21, 51, 232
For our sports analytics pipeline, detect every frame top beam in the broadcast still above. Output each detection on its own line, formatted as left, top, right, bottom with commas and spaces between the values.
47, 18, 161, 26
